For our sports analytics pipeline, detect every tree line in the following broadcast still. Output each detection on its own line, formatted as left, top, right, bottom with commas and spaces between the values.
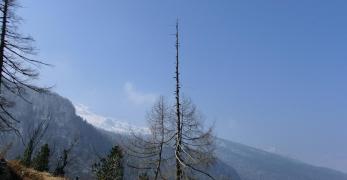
18, 115, 77, 177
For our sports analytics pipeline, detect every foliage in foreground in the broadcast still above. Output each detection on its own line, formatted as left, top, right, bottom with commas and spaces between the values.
32, 144, 50, 172
93, 145, 124, 180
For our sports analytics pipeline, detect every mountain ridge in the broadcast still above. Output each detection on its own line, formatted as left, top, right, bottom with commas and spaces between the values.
1, 89, 346, 180
74, 103, 149, 134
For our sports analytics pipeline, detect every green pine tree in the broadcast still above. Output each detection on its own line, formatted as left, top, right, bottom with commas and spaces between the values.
20, 139, 35, 167
92, 146, 124, 180
32, 144, 50, 172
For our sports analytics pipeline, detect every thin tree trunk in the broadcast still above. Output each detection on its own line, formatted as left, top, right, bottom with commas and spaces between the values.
154, 98, 165, 180
175, 21, 182, 180
0, 0, 9, 93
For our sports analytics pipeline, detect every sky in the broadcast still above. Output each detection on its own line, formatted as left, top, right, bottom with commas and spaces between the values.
17, 0, 347, 173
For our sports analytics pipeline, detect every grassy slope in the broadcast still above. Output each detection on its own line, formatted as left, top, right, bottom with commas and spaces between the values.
5, 160, 65, 180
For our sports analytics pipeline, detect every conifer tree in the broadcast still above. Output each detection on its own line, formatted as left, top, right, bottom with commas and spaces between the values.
92, 145, 124, 180
32, 143, 50, 172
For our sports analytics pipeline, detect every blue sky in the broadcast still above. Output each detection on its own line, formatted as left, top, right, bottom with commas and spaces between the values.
18, 0, 347, 172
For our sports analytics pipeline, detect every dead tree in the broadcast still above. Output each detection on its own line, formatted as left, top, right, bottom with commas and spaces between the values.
177, 97, 215, 178
173, 22, 215, 180
127, 22, 216, 180
0, 0, 49, 133
20, 115, 50, 167
53, 138, 78, 177
174, 21, 183, 180
149, 97, 174, 179
126, 96, 174, 179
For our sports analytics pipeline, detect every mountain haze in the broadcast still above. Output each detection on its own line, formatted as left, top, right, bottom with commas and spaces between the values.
1, 89, 346, 180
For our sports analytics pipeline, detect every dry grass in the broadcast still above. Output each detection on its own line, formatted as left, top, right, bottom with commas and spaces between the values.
7, 160, 66, 180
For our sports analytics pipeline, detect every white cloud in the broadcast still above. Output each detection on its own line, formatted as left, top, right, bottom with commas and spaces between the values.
124, 82, 157, 106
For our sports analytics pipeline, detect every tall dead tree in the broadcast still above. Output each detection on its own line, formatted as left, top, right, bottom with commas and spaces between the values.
0, 0, 49, 132
174, 21, 183, 180
126, 22, 216, 180
173, 22, 215, 180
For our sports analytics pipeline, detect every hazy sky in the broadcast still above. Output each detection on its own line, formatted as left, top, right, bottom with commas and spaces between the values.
18, 0, 347, 173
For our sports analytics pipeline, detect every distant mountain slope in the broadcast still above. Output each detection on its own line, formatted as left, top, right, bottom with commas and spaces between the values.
216, 139, 347, 180
1, 89, 346, 180
1, 90, 115, 179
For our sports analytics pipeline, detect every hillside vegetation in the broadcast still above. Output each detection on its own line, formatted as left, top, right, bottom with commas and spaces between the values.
1, 160, 65, 180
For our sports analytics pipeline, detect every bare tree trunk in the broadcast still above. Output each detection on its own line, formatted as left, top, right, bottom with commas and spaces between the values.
0, 0, 9, 93
0, 0, 49, 133
126, 21, 215, 180
175, 21, 183, 180
154, 97, 165, 180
